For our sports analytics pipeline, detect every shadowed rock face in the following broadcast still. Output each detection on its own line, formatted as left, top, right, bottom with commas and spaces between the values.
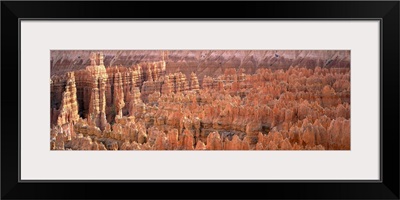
50, 50, 350, 151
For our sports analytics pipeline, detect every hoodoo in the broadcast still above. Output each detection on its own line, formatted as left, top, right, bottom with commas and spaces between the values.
50, 50, 351, 150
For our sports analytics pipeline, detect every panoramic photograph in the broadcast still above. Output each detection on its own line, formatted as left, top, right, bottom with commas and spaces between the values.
50, 50, 350, 150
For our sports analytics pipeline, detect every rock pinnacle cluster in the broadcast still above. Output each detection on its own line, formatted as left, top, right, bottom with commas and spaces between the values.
50, 50, 350, 150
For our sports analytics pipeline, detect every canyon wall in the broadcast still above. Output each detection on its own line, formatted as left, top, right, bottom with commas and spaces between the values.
51, 50, 350, 82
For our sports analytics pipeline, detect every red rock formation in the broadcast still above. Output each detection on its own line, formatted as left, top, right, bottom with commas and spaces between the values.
51, 51, 351, 151
224, 135, 243, 150
206, 132, 223, 150
85, 53, 109, 131
195, 141, 206, 150
66, 134, 108, 150
161, 75, 173, 94
189, 72, 200, 90
55, 72, 80, 126
113, 71, 125, 118
141, 80, 163, 102
327, 117, 350, 150
179, 129, 195, 150
153, 131, 168, 150
201, 76, 214, 89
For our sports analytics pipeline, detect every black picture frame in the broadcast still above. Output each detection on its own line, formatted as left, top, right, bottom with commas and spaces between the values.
1, 1, 399, 199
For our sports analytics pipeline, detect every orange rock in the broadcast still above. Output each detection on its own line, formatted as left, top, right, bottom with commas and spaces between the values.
189, 72, 200, 90
153, 132, 168, 150
195, 141, 206, 150
280, 138, 293, 150
51, 51, 350, 151
179, 130, 194, 150
56, 72, 80, 126
206, 132, 223, 150
167, 129, 179, 150
113, 71, 125, 118
255, 142, 264, 150
224, 135, 242, 150
327, 117, 350, 150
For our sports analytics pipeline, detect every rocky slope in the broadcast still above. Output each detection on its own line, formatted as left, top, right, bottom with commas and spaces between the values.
51, 50, 350, 82
50, 50, 350, 150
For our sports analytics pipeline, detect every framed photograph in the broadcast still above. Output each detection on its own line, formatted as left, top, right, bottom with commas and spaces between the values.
2, 1, 399, 199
